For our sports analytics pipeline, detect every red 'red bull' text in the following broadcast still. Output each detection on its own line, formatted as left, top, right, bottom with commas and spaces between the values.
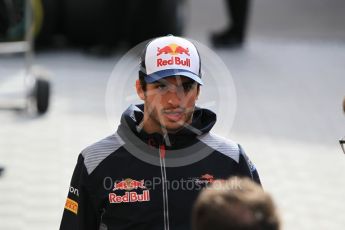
109, 190, 150, 203
157, 57, 190, 67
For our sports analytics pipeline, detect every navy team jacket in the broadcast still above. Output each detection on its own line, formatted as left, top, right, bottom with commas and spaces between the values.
59, 104, 261, 230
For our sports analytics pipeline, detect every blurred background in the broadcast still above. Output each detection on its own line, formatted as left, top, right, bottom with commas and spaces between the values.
0, 0, 345, 229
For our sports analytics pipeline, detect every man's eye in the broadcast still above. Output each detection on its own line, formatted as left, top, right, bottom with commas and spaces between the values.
182, 83, 195, 92
157, 85, 168, 90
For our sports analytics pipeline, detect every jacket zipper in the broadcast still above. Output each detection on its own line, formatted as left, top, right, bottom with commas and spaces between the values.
159, 144, 170, 230
99, 208, 107, 230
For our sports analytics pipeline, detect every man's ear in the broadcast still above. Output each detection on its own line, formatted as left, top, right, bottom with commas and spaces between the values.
136, 80, 145, 100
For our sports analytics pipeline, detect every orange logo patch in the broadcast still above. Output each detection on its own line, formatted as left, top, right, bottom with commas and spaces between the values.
65, 198, 78, 215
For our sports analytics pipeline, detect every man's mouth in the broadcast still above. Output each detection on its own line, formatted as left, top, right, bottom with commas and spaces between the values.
162, 109, 184, 122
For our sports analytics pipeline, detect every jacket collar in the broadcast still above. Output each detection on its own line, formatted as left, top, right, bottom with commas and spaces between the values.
118, 104, 216, 149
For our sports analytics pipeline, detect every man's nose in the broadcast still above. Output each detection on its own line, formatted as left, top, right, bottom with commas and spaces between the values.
166, 90, 182, 106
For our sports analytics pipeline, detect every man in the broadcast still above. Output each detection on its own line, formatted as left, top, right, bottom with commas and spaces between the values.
211, 0, 251, 47
0, 0, 10, 40
193, 177, 280, 230
59, 35, 260, 230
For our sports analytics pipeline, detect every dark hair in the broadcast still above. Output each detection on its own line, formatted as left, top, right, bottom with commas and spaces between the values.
193, 177, 280, 230
138, 71, 147, 91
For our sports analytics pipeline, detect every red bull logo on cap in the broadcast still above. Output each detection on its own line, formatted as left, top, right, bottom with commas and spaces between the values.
157, 43, 190, 56
156, 43, 191, 67
113, 178, 146, 191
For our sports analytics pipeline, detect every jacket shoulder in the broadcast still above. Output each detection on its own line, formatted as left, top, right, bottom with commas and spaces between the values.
81, 133, 125, 175
197, 133, 240, 163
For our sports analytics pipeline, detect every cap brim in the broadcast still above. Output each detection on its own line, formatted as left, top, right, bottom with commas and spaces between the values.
145, 69, 203, 85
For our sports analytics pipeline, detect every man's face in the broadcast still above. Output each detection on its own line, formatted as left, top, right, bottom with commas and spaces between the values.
136, 76, 200, 134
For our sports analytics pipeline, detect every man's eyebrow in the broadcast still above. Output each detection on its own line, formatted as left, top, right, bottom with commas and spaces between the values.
153, 80, 195, 85
182, 81, 196, 84
181, 81, 197, 86
152, 81, 166, 85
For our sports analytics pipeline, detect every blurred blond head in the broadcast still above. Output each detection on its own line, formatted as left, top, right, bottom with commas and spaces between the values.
193, 177, 280, 230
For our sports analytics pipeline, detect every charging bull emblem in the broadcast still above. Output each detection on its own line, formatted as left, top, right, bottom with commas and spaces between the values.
157, 43, 190, 56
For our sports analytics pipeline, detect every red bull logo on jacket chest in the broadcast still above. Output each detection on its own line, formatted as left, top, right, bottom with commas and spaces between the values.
109, 178, 150, 204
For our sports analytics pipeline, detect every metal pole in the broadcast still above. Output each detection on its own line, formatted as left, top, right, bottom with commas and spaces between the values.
25, 0, 34, 75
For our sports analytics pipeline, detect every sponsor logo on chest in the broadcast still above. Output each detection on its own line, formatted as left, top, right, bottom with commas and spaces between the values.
108, 178, 150, 204
109, 190, 150, 203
